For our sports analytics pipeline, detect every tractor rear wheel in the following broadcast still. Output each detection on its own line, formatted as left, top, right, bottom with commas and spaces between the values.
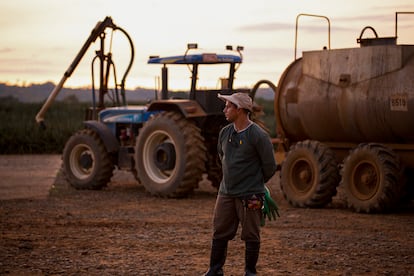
62, 129, 114, 190
280, 140, 340, 208
135, 112, 206, 197
341, 143, 403, 213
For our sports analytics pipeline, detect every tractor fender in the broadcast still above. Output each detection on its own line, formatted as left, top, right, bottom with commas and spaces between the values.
147, 100, 207, 118
83, 120, 119, 153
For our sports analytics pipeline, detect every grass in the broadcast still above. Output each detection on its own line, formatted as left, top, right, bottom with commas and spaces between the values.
0, 97, 86, 154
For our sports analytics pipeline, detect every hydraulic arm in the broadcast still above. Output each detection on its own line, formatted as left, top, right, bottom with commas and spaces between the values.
35, 16, 134, 127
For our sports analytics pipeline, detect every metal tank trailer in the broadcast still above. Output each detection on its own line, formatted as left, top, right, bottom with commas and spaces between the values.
273, 13, 414, 213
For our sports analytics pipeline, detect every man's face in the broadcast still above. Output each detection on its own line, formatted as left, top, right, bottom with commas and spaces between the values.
223, 101, 238, 122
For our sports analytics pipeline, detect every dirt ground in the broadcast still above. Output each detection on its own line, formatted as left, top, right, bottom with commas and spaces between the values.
0, 155, 413, 276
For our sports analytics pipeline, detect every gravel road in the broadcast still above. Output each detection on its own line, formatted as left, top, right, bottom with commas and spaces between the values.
0, 155, 413, 275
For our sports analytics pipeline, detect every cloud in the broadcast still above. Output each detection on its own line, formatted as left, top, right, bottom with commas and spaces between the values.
334, 14, 392, 24
0, 47, 14, 53
238, 20, 354, 34
236, 5, 414, 35
237, 22, 293, 32
244, 47, 292, 61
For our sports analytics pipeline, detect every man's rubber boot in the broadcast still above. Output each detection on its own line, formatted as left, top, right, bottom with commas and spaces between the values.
204, 239, 228, 276
245, 241, 260, 276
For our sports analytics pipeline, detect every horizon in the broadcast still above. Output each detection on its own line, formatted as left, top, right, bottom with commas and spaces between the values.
1, 1, 413, 90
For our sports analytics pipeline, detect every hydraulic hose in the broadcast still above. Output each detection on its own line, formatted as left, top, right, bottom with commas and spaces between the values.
114, 26, 135, 106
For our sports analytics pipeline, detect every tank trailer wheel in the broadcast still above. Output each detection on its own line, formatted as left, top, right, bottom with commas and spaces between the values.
341, 143, 403, 213
280, 140, 340, 208
135, 111, 206, 197
62, 129, 114, 190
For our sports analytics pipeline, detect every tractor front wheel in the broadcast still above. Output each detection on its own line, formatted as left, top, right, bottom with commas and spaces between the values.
62, 129, 114, 190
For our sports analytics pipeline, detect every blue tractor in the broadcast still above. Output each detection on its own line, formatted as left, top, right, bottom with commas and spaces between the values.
36, 17, 264, 197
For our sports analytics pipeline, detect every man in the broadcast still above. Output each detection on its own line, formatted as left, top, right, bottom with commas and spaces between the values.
204, 92, 277, 276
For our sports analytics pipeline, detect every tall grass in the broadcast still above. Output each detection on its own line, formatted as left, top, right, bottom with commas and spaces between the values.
0, 97, 87, 154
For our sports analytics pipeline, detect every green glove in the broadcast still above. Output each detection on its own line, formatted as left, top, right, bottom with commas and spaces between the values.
261, 186, 280, 226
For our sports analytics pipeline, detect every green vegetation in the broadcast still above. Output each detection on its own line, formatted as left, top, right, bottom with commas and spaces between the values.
0, 97, 276, 154
0, 97, 87, 154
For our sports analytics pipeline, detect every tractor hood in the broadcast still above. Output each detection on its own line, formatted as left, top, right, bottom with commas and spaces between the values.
99, 106, 158, 124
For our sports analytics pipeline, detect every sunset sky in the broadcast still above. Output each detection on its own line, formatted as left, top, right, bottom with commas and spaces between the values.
1, 0, 413, 90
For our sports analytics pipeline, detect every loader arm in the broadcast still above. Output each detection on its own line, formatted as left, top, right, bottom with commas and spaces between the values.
35, 16, 117, 127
